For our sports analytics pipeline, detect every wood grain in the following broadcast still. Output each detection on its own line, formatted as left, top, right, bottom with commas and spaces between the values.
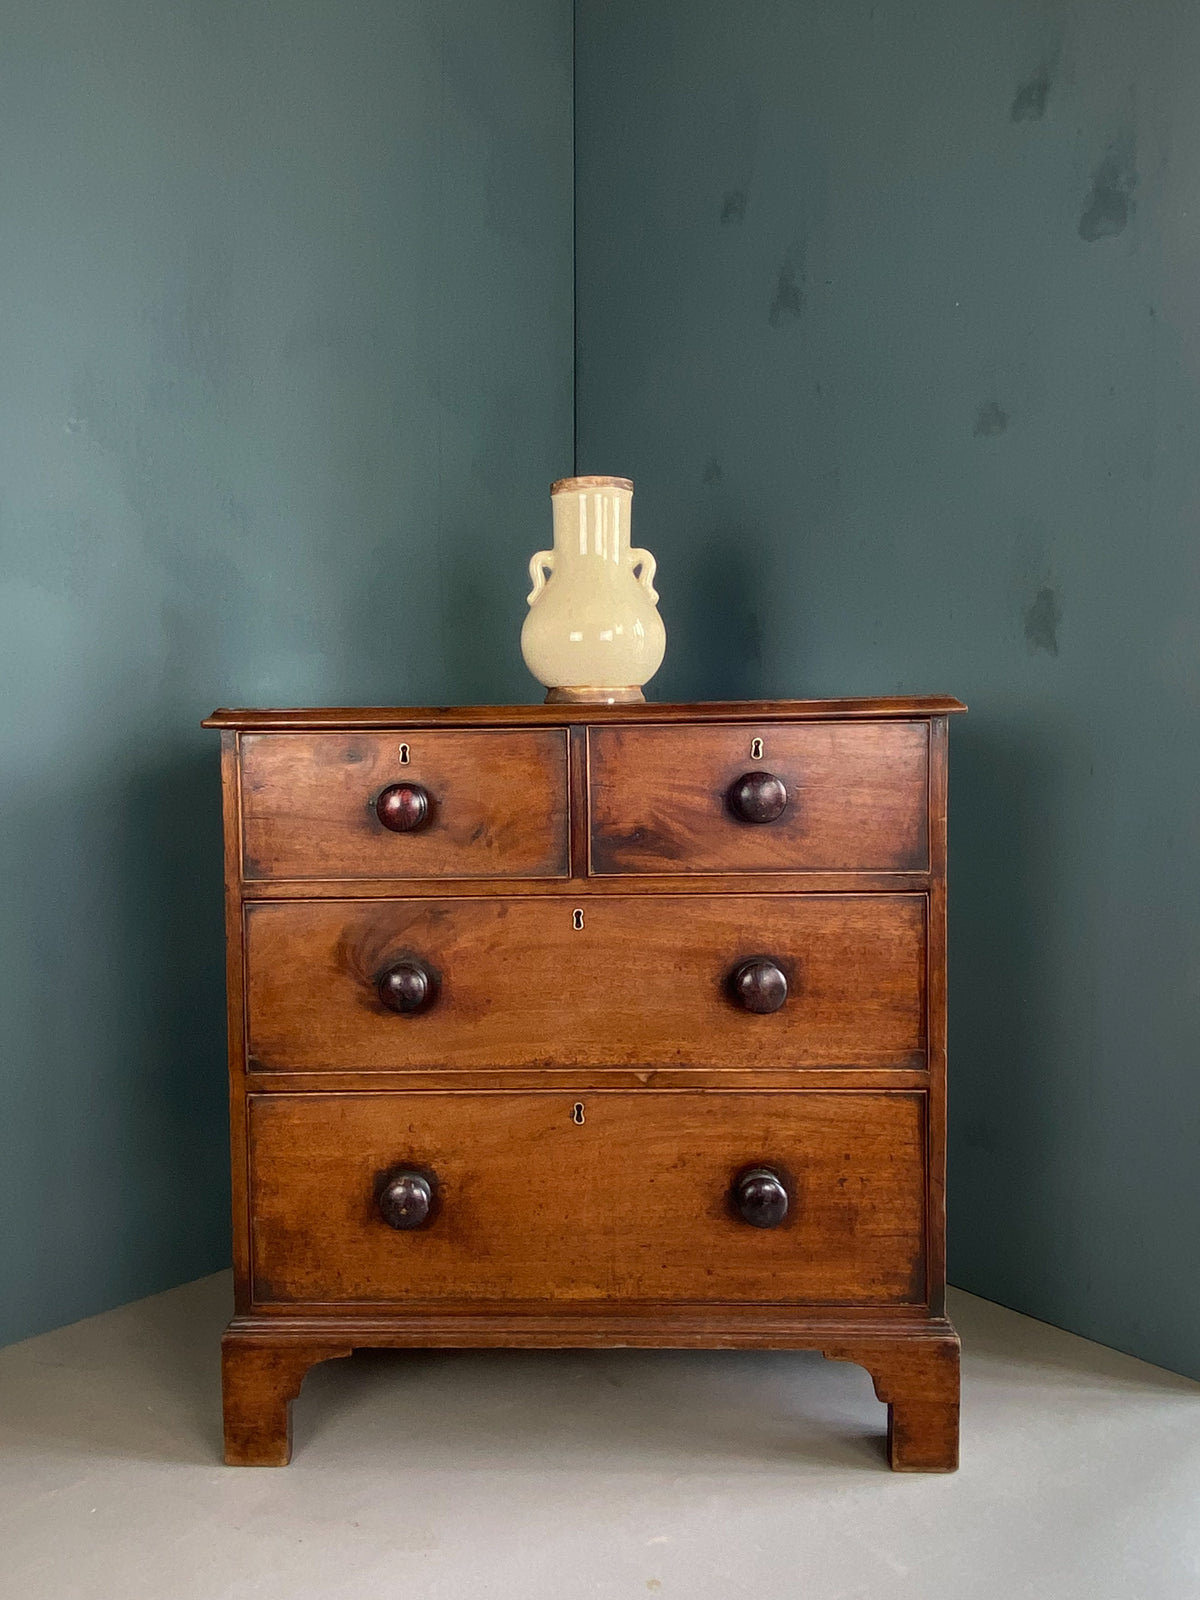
219, 1313, 959, 1468
244, 893, 927, 1072
240, 728, 569, 881
247, 1091, 927, 1307
220, 732, 252, 1310
221, 1333, 352, 1466
588, 720, 929, 874
226, 1307, 951, 1340
926, 716, 950, 1314
243, 1067, 933, 1095
204, 696, 967, 730
822, 1330, 960, 1470
239, 870, 935, 901
209, 697, 961, 1472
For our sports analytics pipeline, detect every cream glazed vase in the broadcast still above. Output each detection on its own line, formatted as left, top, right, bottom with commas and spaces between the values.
521, 476, 666, 704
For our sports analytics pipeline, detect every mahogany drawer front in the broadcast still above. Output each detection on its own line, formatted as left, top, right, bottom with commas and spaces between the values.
247, 1090, 927, 1306
239, 729, 569, 881
588, 720, 929, 874
244, 893, 926, 1072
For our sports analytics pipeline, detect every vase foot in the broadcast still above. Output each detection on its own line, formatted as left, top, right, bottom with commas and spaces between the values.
544, 686, 646, 705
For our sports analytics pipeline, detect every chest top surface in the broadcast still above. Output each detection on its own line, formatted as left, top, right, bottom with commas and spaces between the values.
204, 696, 966, 730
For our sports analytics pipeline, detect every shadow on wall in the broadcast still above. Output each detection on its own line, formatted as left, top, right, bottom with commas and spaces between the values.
124, 743, 231, 1227
110, 743, 231, 1297
0, 740, 230, 1345
947, 714, 1067, 1307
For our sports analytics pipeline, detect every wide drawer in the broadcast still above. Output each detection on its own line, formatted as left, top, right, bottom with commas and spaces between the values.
239, 729, 570, 881
248, 1091, 927, 1305
588, 721, 929, 873
244, 894, 927, 1072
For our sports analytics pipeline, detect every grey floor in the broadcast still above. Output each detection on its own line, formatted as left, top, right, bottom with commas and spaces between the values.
0, 1276, 1197, 1600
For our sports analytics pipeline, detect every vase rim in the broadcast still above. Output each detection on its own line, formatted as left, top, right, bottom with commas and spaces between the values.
551, 474, 633, 495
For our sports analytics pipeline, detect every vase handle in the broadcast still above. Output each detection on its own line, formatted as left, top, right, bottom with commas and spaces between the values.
629, 548, 659, 603
527, 550, 555, 605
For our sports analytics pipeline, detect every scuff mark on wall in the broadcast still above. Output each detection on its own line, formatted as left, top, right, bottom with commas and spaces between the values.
1011, 37, 1062, 124
720, 189, 747, 224
768, 247, 805, 326
1024, 587, 1063, 654
1079, 143, 1136, 240
974, 400, 1009, 437
1011, 66, 1053, 122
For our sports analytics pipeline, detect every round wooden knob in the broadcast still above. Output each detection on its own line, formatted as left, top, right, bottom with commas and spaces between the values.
376, 783, 431, 832
727, 770, 788, 824
733, 1167, 789, 1228
378, 1168, 435, 1230
377, 960, 439, 1014
728, 958, 788, 1013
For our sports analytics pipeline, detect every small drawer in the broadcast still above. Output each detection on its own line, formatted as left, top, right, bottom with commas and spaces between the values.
248, 1090, 928, 1306
588, 720, 929, 874
239, 728, 569, 881
244, 893, 926, 1073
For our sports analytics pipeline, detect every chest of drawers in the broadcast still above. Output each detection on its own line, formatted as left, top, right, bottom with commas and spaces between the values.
205, 696, 965, 1470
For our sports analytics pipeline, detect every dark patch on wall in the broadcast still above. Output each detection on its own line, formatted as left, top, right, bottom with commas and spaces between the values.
1079, 148, 1136, 241
1011, 66, 1053, 122
1024, 587, 1063, 654
974, 400, 1009, 437
720, 189, 747, 224
768, 249, 805, 327
963, 1118, 999, 1153
702, 457, 723, 484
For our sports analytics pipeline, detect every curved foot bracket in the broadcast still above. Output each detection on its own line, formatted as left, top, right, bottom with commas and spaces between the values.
222, 1331, 353, 1466
822, 1331, 960, 1472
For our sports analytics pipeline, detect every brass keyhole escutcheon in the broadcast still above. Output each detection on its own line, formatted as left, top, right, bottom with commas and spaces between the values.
398, 743, 410, 765
572, 1102, 585, 1124
573, 908, 584, 930
750, 736, 764, 760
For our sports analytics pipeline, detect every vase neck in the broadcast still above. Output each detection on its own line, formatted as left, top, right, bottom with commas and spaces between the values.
551, 483, 633, 565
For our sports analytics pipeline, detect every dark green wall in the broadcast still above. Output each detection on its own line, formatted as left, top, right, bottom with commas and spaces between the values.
0, 1, 572, 1345
6, 0, 1197, 1383
576, 0, 1200, 1377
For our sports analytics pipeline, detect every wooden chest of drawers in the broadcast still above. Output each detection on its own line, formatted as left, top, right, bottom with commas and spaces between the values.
205, 696, 965, 1470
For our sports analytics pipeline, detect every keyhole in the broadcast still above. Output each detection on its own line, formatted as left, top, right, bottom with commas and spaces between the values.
398, 743, 410, 765
750, 737, 764, 760
573, 908, 584, 930
572, 1102, 585, 1124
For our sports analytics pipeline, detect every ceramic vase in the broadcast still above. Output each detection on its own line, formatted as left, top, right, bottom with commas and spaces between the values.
521, 475, 666, 704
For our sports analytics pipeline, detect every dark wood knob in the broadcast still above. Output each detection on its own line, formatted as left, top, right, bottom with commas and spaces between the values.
378, 1168, 435, 1230
728, 958, 788, 1013
377, 960, 438, 1014
375, 783, 431, 832
727, 770, 788, 824
733, 1167, 789, 1228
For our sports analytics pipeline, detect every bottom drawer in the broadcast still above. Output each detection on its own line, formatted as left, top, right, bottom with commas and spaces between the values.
248, 1091, 928, 1307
